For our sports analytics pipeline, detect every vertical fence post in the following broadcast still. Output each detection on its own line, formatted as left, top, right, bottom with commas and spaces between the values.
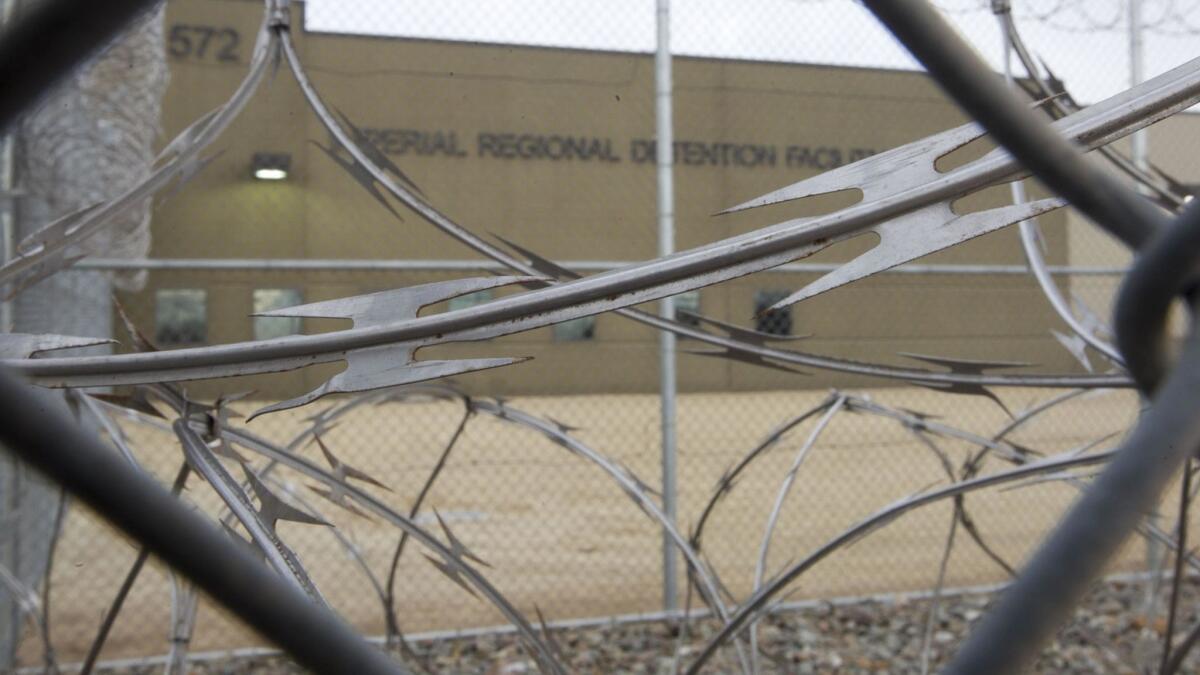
1128, 0, 1147, 176
1, 0, 22, 663
655, 0, 678, 613
0, 0, 18, 657
0, 0, 15, 334
1127, 0, 1164, 616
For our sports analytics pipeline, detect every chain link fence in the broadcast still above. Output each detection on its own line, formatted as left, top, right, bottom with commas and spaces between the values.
305, 0, 1200, 102
6, 0, 1200, 670
9, 269, 1153, 669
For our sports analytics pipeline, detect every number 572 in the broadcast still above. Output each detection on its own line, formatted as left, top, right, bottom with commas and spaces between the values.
168, 25, 241, 64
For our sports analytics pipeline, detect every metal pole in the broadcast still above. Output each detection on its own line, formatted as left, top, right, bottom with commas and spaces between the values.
1129, 0, 1148, 177
0, 0, 17, 661
0, 0, 15, 333
1127, 0, 1163, 615
0, 369, 408, 675
654, 0, 678, 613
996, 1, 1032, 246
0, 0, 163, 134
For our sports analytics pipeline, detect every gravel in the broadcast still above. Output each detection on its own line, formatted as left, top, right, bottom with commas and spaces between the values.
109, 576, 1200, 674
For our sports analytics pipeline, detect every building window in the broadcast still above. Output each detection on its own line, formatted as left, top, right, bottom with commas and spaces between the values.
447, 289, 493, 311
253, 288, 303, 341
554, 316, 596, 341
754, 290, 792, 336
673, 291, 701, 327
156, 289, 207, 346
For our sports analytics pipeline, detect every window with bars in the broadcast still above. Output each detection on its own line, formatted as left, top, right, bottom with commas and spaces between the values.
253, 288, 304, 341
673, 290, 701, 328
156, 289, 207, 346
554, 316, 596, 341
754, 290, 792, 336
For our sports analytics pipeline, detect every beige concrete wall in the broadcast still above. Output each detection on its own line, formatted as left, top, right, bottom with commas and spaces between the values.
1063, 113, 1200, 334
125, 0, 1084, 398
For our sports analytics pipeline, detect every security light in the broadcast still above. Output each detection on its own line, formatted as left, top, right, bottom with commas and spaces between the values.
251, 152, 291, 181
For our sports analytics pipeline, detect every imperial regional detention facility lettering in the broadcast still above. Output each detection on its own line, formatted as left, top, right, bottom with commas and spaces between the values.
361, 127, 876, 171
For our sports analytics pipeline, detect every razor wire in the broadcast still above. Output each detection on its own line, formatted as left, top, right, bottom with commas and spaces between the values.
12, 0, 1197, 396
2, 0, 1143, 394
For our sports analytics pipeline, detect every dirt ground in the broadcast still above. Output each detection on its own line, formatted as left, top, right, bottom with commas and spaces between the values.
16, 385, 1166, 668
118, 578, 1200, 675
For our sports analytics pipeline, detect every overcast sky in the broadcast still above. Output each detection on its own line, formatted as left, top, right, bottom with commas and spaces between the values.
304, 0, 1200, 105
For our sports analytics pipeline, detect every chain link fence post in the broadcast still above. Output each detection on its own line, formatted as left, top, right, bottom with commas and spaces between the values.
655, 0, 679, 614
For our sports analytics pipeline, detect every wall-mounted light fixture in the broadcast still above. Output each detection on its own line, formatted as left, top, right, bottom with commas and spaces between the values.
251, 152, 291, 181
